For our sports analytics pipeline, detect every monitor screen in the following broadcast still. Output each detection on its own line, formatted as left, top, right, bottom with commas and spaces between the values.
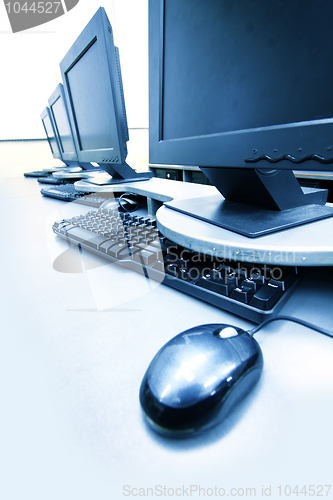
149, 0, 333, 236
161, 1, 333, 141
40, 107, 60, 158
66, 39, 115, 152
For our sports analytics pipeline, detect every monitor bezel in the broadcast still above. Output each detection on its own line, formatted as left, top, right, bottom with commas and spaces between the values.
59, 7, 128, 167
149, 0, 333, 172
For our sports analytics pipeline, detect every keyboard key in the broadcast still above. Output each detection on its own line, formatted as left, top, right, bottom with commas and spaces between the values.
241, 278, 258, 292
165, 263, 179, 277
249, 282, 284, 310
268, 268, 296, 291
106, 242, 129, 258
63, 226, 111, 249
58, 223, 78, 234
178, 268, 193, 282
98, 239, 118, 252
152, 260, 164, 272
230, 286, 255, 304
136, 243, 163, 260
133, 249, 157, 266
196, 276, 229, 296
106, 242, 140, 259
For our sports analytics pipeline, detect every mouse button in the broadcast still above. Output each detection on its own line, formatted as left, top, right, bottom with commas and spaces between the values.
228, 334, 263, 363
147, 337, 234, 408
146, 342, 201, 399
215, 326, 239, 339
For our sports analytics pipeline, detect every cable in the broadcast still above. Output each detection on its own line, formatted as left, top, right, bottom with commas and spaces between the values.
248, 315, 333, 339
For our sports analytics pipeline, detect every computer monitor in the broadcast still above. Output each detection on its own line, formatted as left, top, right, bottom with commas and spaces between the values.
59, 7, 152, 184
149, 0, 333, 237
48, 83, 97, 172
40, 106, 62, 159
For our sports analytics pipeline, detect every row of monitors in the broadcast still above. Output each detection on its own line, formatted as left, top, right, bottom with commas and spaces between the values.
40, 7, 149, 183
44, 1, 333, 185
41, 1, 333, 237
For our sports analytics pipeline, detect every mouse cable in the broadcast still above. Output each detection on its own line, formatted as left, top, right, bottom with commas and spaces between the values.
247, 315, 333, 339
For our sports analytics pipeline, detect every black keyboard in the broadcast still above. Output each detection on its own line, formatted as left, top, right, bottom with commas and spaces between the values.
38, 177, 75, 185
24, 170, 55, 178
41, 184, 108, 208
52, 208, 303, 323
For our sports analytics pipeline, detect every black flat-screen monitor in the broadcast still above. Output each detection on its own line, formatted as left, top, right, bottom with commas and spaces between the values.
149, 0, 333, 236
60, 7, 152, 184
40, 107, 62, 159
48, 83, 96, 171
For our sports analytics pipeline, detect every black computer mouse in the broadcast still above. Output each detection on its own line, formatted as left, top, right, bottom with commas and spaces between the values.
139, 323, 263, 436
118, 193, 139, 212
100, 194, 139, 212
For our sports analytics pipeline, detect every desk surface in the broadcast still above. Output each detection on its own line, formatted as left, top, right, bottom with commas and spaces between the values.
75, 176, 333, 265
1, 177, 333, 500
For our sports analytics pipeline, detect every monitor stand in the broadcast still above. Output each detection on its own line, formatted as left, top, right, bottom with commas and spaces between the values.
85, 162, 153, 186
64, 160, 104, 173
164, 168, 333, 237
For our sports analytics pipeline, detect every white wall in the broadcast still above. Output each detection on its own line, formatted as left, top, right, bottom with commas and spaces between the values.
0, 0, 148, 140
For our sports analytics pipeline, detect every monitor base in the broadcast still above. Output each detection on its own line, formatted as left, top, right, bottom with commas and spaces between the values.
164, 195, 333, 237
86, 174, 153, 186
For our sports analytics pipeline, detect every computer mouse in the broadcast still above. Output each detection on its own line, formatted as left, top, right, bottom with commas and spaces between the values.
118, 193, 139, 212
139, 323, 263, 436
100, 194, 139, 212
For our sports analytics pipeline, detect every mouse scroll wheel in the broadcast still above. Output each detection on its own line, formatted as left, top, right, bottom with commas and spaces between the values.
216, 327, 239, 339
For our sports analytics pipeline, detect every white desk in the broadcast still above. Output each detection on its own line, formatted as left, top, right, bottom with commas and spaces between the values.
1, 177, 333, 500
75, 176, 333, 265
